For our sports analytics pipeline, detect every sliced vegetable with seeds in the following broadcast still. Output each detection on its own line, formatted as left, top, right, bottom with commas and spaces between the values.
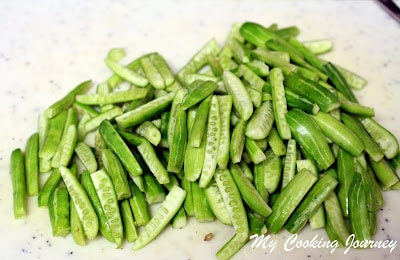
245, 100, 274, 140
135, 121, 161, 146
199, 95, 221, 188
214, 168, 249, 235
204, 179, 232, 225
214, 168, 249, 260
80, 170, 114, 242
216, 234, 248, 260
132, 186, 186, 250
59, 166, 99, 240
270, 67, 291, 140
216, 95, 232, 169
215, 169, 249, 254
90, 169, 124, 248
257, 149, 282, 195
75, 142, 98, 173
223, 70, 253, 121
359, 117, 399, 160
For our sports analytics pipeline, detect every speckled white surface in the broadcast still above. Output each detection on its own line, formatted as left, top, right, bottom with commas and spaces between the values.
1, 0, 399, 259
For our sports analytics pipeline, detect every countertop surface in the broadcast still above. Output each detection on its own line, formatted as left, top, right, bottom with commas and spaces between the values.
1, 0, 399, 259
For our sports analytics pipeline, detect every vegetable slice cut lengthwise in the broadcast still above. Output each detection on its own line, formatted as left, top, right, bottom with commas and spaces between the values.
59, 166, 99, 240
10, 148, 27, 219
132, 186, 186, 250
9, 20, 400, 260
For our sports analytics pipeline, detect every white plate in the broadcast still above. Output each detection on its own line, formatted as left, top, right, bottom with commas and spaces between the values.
0, 0, 399, 259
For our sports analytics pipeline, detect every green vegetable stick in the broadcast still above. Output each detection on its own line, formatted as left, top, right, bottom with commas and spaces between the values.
10, 148, 27, 219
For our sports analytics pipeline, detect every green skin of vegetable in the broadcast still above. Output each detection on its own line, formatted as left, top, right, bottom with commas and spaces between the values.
285, 174, 338, 233
286, 109, 335, 170
266, 168, 318, 233
11, 148, 27, 219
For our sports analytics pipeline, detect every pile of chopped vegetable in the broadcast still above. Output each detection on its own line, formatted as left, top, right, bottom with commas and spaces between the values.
10, 21, 400, 260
